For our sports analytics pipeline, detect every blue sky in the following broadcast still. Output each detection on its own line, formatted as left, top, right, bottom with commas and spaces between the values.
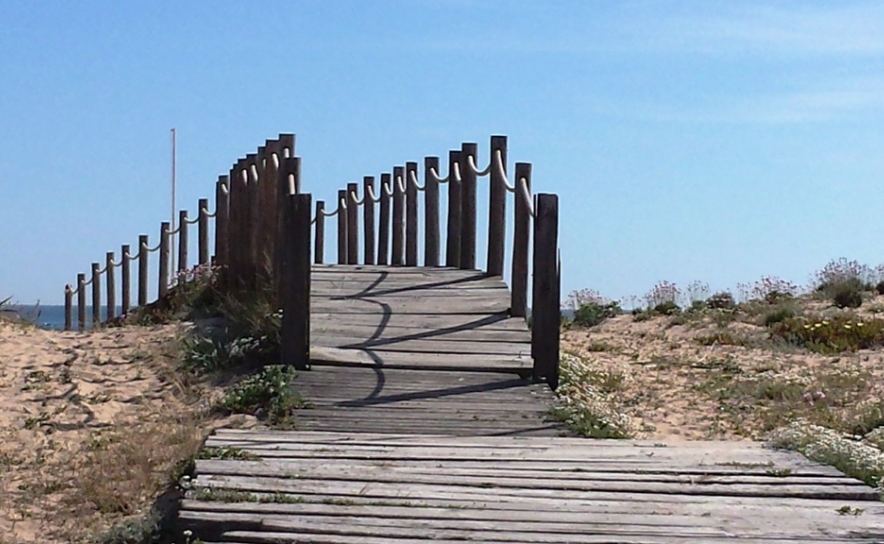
1, 1, 882, 305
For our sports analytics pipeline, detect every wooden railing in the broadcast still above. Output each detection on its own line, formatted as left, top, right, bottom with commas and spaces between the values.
63, 133, 561, 387
279, 135, 561, 387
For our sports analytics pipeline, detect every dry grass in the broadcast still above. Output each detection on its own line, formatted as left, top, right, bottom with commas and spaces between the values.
0, 320, 250, 544
561, 292, 884, 441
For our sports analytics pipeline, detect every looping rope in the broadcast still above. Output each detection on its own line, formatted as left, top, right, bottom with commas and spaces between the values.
220, 184, 229, 195
428, 162, 462, 185
349, 188, 366, 206
184, 214, 200, 226
167, 224, 182, 236
466, 154, 493, 177
123, 251, 139, 262
203, 210, 217, 219
143, 241, 162, 253
408, 170, 425, 192
519, 177, 535, 218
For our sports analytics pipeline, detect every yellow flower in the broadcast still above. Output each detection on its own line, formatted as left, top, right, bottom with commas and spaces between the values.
844, 324, 852, 329
857, 322, 864, 327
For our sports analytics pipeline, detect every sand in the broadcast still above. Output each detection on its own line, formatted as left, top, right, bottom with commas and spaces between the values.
0, 320, 248, 543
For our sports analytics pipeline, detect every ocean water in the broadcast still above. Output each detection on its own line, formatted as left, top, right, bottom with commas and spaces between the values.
4, 304, 123, 331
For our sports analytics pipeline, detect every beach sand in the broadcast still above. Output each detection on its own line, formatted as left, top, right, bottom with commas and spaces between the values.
0, 320, 250, 543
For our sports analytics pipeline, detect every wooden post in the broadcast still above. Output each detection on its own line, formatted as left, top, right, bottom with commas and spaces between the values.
377, 173, 391, 265
363, 176, 375, 265
121, 244, 131, 314
460, 143, 477, 270
487, 135, 508, 277
281, 192, 312, 370
64, 285, 73, 331
138, 235, 148, 306
198, 198, 210, 265
277, 156, 301, 303
445, 150, 462, 268
91, 262, 101, 328
258, 140, 281, 282
246, 153, 260, 289
405, 162, 419, 266
77, 273, 86, 332
228, 160, 246, 289
424, 157, 440, 267
106, 252, 116, 322
314, 201, 325, 264
215, 176, 230, 268
159, 221, 171, 298
511, 163, 531, 318
337, 189, 347, 265
392, 166, 405, 266
347, 182, 359, 264
178, 210, 189, 274
531, 193, 559, 387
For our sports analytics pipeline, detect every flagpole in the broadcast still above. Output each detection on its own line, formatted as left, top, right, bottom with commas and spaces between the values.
171, 128, 177, 273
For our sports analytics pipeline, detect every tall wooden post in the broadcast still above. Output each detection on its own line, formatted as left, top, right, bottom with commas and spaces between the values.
445, 150, 462, 268
159, 221, 171, 298
392, 166, 405, 266
258, 140, 281, 282
424, 157, 440, 267
460, 143, 477, 270
511, 163, 531, 318
377, 173, 391, 265
64, 285, 73, 331
314, 201, 325, 264
215, 176, 230, 268
337, 189, 347, 265
121, 244, 131, 314
178, 210, 189, 274
246, 153, 260, 289
228, 160, 245, 289
487, 136, 508, 277
281, 192, 312, 370
531, 193, 559, 388
347, 182, 359, 265
198, 198, 210, 265
138, 235, 149, 306
363, 176, 376, 265
405, 162, 419, 266
77, 273, 86, 332
91, 262, 101, 328
106, 252, 116, 321
276, 156, 301, 303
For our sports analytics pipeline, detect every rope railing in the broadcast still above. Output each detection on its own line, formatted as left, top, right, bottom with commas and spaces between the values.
466, 153, 493, 177
428, 162, 462, 184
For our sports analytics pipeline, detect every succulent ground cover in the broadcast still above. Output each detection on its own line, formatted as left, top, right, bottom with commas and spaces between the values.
557, 258, 884, 491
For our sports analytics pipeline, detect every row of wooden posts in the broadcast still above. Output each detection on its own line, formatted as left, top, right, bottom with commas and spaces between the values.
64, 133, 560, 387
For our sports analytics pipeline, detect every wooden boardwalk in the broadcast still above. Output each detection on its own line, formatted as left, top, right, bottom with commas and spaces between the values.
178, 266, 884, 543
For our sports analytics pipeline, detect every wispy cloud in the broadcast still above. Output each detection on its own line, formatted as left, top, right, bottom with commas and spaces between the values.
589, 77, 884, 125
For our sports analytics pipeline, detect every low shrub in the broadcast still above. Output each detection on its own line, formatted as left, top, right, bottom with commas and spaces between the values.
218, 365, 306, 426
769, 315, 884, 354
763, 305, 795, 327
653, 300, 681, 316
706, 291, 736, 310
572, 301, 621, 327
832, 280, 864, 309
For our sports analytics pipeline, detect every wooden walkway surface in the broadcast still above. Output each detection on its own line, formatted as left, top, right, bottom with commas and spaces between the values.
177, 266, 884, 543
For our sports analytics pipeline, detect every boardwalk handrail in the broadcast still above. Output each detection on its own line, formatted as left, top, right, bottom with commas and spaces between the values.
63, 133, 560, 388
295, 135, 561, 387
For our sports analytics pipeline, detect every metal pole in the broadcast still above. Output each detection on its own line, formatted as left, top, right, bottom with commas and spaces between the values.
171, 128, 177, 272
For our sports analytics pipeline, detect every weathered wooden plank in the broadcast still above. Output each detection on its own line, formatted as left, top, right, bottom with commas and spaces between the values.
179, 499, 884, 527
193, 473, 879, 501
311, 296, 509, 315
213, 530, 870, 544
310, 337, 531, 355
194, 460, 864, 487
308, 346, 530, 371
311, 265, 482, 275
312, 287, 510, 298
178, 511, 869, 541
310, 325, 530, 342
310, 312, 527, 330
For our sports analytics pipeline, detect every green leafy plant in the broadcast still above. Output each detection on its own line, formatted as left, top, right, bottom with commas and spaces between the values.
769, 315, 884, 354
218, 365, 306, 426
832, 280, 864, 309
572, 301, 621, 328
706, 291, 736, 310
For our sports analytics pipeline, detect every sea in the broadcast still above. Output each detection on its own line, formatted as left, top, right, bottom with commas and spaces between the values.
5, 305, 568, 331
3, 304, 122, 331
